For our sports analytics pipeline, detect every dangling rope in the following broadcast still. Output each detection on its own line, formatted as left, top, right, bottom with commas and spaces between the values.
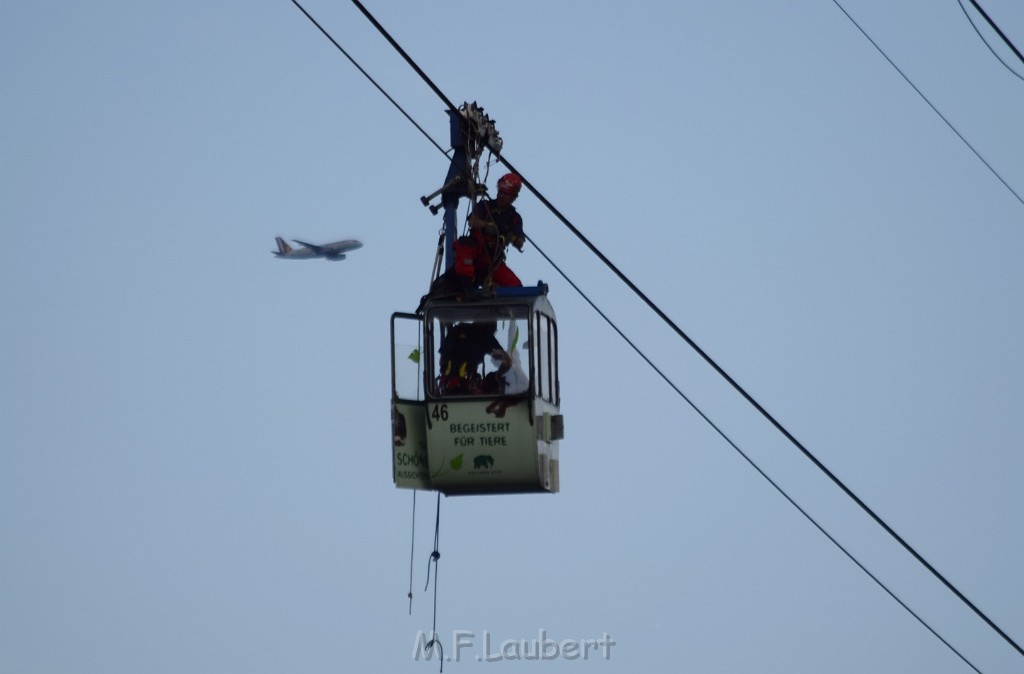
420, 493, 444, 671
407, 490, 417, 614
423, 493, 441, 593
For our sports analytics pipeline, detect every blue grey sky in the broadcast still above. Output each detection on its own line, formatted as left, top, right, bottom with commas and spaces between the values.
2, 1, 1022, 672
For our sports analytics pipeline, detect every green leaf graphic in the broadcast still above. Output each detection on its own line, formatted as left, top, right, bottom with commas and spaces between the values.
407, 348, 421, 364
450, 454, 464, 470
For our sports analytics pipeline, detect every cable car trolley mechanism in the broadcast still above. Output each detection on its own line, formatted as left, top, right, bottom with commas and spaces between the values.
390, 103, 563, 496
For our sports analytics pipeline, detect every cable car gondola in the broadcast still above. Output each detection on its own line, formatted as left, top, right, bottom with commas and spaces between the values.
391, 284, 562, 495
390, 102, 563, 495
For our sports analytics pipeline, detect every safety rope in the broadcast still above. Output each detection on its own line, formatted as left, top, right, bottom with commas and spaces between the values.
430, 229, 445, 286
474, 200, 507, 290
407, 490, 417, 615
420, 493, 444, 671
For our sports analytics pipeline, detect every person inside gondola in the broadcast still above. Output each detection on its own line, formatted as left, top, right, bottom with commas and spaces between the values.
437, 321, 511, 396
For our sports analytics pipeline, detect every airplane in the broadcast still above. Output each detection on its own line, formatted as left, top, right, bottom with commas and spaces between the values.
272, 237, 363, 261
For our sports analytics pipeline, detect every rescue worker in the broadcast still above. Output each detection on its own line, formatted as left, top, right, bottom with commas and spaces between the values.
437, 321, 511, 396
454, 173, 525, 288
415, 173, 527, 312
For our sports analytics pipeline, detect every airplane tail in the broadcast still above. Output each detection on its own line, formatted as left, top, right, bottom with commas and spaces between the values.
273, 236, 293, 256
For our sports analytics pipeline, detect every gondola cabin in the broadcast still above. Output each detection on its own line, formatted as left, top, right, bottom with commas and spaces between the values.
391, 284, 563, 495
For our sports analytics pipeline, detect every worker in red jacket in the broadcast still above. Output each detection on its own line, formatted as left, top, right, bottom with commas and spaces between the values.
454, 173, 525, 288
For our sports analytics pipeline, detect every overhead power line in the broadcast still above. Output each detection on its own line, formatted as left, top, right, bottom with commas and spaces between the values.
287, 0, 1022, 665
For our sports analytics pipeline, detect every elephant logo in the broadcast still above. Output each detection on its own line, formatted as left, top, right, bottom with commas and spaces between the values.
473, 455, 494, 470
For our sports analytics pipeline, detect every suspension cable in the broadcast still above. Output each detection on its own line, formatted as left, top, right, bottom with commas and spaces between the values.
962, 0, 1024, 75
958, 0, 1024, 81
343, 0, 1023, 658
527, 234, 981, 673
829, 0, 1023, 207
288, 0, 450, 159
288, 0, 1022, 662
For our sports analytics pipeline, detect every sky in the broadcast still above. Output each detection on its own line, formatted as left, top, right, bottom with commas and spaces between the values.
2, 1, 1023, 672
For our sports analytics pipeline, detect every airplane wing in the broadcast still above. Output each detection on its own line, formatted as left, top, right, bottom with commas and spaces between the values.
292, 240, 324, 254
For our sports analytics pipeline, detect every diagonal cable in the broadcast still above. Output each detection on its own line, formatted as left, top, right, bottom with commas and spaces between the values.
965, 0, 1024, 71
830, 0, 1023, 208
292, 0, 1023, 662
958, 0, 1024, 82
527, 234, 981, 674
344, 0, 1024, 659
289, 0, 449, 158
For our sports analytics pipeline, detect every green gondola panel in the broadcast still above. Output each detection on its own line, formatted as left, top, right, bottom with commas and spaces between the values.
391, 285, 563, 495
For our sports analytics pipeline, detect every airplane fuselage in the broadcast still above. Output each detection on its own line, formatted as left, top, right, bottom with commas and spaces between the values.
273, 237, 363, 260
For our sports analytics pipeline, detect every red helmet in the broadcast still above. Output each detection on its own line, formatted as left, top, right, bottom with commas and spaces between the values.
497, 173, 522, 195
